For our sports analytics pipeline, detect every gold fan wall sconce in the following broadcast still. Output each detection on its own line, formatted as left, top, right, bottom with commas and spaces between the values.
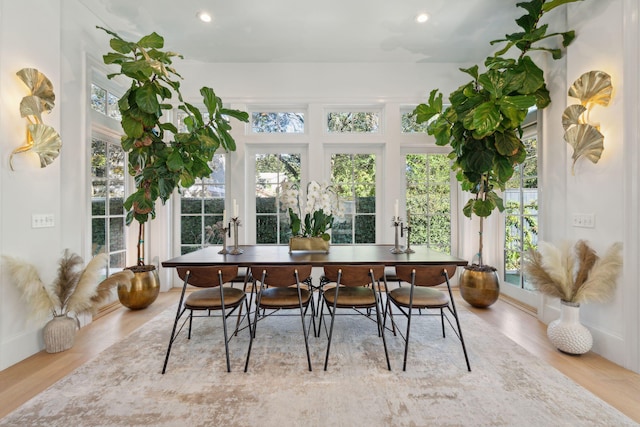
10, 68, 62, 170
562, 70, 613, 175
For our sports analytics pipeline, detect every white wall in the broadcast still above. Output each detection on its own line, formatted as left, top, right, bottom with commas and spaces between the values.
540, 0, 637, 370
0, 0, 62, 369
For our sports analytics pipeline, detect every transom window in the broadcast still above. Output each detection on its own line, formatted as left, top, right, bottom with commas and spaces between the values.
327, 111, 380, 133
90, 83, 121, 120
251, 112, 305, 133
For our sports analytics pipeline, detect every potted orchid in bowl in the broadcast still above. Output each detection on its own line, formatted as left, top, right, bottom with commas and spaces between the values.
280, 180, 344, 252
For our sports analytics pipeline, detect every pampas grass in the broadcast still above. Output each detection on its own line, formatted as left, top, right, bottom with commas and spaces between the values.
2, 250, 134, 322
523, 240, 623, 304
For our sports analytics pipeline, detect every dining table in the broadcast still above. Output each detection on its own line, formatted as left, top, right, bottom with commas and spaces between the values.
161, 244, 469, 268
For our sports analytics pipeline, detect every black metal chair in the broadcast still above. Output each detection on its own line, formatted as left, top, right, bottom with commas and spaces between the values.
384, 265, 471, 371
319, 264, 391, 371
244, 265, 315, 372
162, 265, 249, 373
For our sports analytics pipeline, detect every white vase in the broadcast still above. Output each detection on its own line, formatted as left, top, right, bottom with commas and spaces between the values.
547, 300, 593, 355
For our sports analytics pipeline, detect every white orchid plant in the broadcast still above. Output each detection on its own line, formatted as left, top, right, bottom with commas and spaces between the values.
280, 180, 344, 240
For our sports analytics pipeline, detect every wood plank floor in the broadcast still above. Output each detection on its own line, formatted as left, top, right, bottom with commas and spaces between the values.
1, 290, 639, 422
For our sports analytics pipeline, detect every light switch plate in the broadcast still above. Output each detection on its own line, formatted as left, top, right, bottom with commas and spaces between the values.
32, 213, 55, 228
572, 213, 595, 228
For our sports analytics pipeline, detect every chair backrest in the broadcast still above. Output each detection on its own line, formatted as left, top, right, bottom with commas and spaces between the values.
394, 265, 457, 287
250, 265, 312, 287
323, 264, 385, 287
176, 266, 239, 288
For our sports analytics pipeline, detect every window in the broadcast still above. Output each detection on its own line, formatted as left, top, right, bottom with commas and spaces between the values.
251, 112, 305, 133
405, 153, 452, 253
255, 153, 302, 244
331, 153, 376, 243
90, 83, 121, 120
90, 135, 126, 274
179, 154, 227, 254
327, 111, 380, 133
401, 109, 430, 133
504, 123, 539, 290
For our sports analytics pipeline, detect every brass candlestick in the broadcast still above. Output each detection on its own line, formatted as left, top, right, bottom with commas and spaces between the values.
218, 224, 230, 254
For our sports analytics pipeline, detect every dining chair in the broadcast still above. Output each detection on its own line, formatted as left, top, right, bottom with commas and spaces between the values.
162, 265, 250, 373
244, 264, 315, 372
384, 264, 471, 371
319, 264, 391, 371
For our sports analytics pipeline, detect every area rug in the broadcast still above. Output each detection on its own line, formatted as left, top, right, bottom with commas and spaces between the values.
0, 302, 636, 427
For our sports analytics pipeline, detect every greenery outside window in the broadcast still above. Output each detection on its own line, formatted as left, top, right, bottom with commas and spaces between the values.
180, 154, 226, 255
255, 153, 302, 244
251, 111, 305, 133
331, 153, 376, 243
91, 135, 126, 274
90, 83, 121, 120
504, 122, 539, 290
405, 153, 452, 253
327, 111, 380, 133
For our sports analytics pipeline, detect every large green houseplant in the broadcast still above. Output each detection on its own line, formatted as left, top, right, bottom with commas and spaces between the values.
413, 0, 583, 307
98, 27, 248, 308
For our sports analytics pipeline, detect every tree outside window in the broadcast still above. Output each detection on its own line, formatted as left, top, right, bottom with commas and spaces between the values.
405, 153, 452, 254
331, 153, 376, 243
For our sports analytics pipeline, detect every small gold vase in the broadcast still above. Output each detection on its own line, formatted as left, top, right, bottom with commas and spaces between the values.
288, 236, 330, 253
118, 265, 160, 310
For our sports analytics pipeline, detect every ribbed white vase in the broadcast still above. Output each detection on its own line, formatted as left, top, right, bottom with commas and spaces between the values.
547, 300, 593, 355
43, 315, 77, 353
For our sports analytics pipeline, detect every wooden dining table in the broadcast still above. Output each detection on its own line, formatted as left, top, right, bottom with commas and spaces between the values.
161, 244, 469, 268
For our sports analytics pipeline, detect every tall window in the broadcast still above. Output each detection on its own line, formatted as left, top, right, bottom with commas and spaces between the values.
331, 154, 376, 243
90, 136, 126, 274
504, 123, 539, 290
179, 154, 226, 254
405, 153, 452, 253
255, 153, 301, 244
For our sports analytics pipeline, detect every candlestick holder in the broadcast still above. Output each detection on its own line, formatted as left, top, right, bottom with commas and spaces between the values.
229, 217, 244, 255
403, 224, 415, 254
218, 224, 229, 254
390, 216, 404, 254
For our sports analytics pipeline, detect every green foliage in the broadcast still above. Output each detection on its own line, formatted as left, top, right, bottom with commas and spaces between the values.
412, 0, 581, 264
99, 26, 249, 230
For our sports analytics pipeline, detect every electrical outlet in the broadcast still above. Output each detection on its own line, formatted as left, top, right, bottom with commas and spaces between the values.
32, 213, 55, 228
572, 213, 595, 228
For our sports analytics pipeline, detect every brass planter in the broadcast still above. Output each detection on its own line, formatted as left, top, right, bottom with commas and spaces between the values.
118, 265, 160, 310
459, 266, 500, 308
289, 236, 330, 253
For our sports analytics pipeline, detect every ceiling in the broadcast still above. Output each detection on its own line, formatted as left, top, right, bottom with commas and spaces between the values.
80, 0, 522, 64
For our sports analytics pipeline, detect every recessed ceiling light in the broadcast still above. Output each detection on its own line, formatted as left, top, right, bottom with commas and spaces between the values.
416, 13, 429, 23
197, 11, 212, 23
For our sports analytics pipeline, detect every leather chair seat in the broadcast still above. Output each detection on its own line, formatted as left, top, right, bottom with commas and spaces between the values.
258, 287, 311, 309
389, 286, 448, 308
185, 287, 245, 309
323, 286, 376, 308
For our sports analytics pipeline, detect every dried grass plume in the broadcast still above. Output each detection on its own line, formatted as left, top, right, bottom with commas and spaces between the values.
523, 240, 622, 304
2, 250, 134, 322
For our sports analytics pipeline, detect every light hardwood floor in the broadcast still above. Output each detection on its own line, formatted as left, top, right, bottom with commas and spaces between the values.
1, 290, 639, 422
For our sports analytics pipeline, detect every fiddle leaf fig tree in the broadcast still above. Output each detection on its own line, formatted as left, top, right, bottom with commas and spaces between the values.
413, 0, 582, 268
98, 26, 249, 266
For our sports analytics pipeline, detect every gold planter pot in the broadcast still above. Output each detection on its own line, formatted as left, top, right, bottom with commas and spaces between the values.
289, 236, 330, 253
118, 265, 160, 310
458, 266, 500, 308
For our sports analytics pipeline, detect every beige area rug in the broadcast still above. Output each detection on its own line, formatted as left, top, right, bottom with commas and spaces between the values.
1, 300, 636, 427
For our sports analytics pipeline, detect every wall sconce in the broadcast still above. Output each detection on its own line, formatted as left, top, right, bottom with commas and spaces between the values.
562, 70, 612, 174
10, 68, 62, 170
